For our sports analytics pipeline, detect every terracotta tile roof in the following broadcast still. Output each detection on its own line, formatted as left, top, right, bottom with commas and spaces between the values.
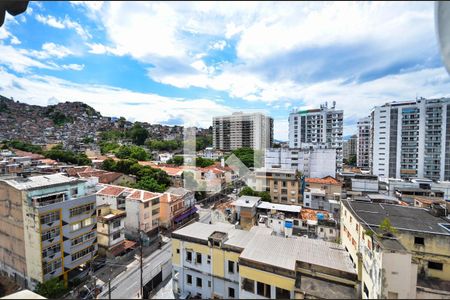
300, 208, 330, 221
97, 185, 127, 197
65, 166, 92, 177
127, 189, 161, 201
305, 176, 341, 185
413, 196, 445, 205
38, 158, 58, 165
78, 170, 124, 184
12, 149, 45, 160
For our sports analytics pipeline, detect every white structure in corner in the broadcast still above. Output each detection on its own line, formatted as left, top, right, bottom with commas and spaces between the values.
371, 97, 450, 181
265, 145, 336, 178
288, 102, 343, 171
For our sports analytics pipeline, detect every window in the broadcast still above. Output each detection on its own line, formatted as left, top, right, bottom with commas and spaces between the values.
276, 287, 290, 299
237, 263, 239, 273
40, 211, 60, 225
329, 229, 334, 234
152, 197, 160, 205
320, 228, 324, 233
196, 253, 202, 264
72, 245, 95, 261
228, 260, 234, 273
112, 231, 121, 240
42, 243, 61, 258
176, 248, 180, 254
43, 258, 62, 275
428, 261, 443, 271
186, 274, 192, 285
208, 281, 211, 287
196, 277, 202, 287
112, 220, 121, 228
152, 208, 159, 215
228, 287, 235, 298
257, 282, 271, 298
41, 227, 59, 242
242, 278, 254, 293
71, 231, 96, 247
144, 202, 149, 208
414, 236, 425, 245
207, 255, 211, 264
186, 251, 192, 262
69, 203, 95, 218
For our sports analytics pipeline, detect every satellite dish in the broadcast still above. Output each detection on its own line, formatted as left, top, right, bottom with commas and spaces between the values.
436, 1, 450, 75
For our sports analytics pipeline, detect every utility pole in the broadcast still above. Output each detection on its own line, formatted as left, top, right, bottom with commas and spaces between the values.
108, 263, 112, 300
138, 212, 144, 299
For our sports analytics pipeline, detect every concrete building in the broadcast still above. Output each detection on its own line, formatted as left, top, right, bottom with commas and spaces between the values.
305, 176, 342, 200
357, 117, 371, 169
288, 102, 344, 171
303, 188, 340, 216
381, 177, 450, 202
341, 200, 450, 298
159, 192, 197, 230
343, 134, 357, 161
171, 222, 359, 299
213, 112, 273, 151
232, 196, 261, 230
96, 204, 127, 257
370, 97, 450, 181
265, 146, 336, 178
0, 174, 97, 289
254, 168, 302, 205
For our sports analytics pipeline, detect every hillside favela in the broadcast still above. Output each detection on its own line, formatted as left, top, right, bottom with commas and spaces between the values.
1, 1, 450, 300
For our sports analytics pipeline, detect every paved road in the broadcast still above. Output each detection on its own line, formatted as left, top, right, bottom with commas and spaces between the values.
98, 241, 172, 299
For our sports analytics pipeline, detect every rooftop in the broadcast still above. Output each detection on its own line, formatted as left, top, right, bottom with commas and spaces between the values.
232, 195, 261, 208
127, 190, 161, 202
306, 176, 341, 185
1, 289, 46, 299
257, 201, 301, 213
342, 200, 450, 236
166, 186, 191, 197
97, 185, 127, 197
1, 173, 80, 190
413, 196, 446, 205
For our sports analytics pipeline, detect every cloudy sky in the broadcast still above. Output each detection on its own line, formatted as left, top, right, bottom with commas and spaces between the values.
1, 1, 449, 140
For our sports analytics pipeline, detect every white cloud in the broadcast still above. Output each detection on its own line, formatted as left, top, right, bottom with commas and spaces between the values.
35, 14, 91, 39
0, 69, 234, 128
27, 42, 74, 59
86, 42, 126, 56
62, 64, 84, 71
209, 40, 227, 51
10, 36, 21, 45
0, 44, 55, 73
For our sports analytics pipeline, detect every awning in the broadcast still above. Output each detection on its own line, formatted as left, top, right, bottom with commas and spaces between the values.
174, 206, 198, 223
109, 240, 136, 256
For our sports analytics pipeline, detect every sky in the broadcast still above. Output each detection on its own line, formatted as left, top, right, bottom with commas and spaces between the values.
1, 1, 450, 141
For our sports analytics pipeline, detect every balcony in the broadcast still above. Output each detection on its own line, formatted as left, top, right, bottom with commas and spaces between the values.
33, 192, 66, 207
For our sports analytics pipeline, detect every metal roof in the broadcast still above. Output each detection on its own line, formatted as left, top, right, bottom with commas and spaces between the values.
257, 201, 301, 213
1, 173, 80, 190
232, 196, 261, 208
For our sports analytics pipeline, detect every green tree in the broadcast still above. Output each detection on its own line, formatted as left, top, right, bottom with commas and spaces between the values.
227, 147, 259, 168
147, 139, 182, 151
82, 137, 94, 144
348, 154, 357, 166
196, 157, 215, 168
102, 158, 117, 171
115, 145, 148, 161
127, 123, 149, 145
239, 186, 257, 197
100, 130, 124, 142
379, 218, 397, 235
195, 135, 212, 151
34, 277, 68, 298
259, 191, 272, 202
167, 156, 184, 166
239, 186, 272, 202
115, 158, 138, 174
133, 176, 166, 192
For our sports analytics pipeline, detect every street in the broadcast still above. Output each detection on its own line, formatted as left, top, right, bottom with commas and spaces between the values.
97, 241, 172, 299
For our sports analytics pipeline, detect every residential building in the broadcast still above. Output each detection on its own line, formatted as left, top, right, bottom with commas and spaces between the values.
343, 134, 357, 161
341, 200, 450, 298
370, 97, 450, 181
381, 177, 450, 202
357, 117, 371, 169
0, 174, 97, 289
265, 146, 336, 178
253, 168, 302, 205
337, 172, 379, 199
96, 204, 130, 258
232, 196, 261, 230
303, 187, 340, 216
96, 185, 161, 241
197, 147, 223, 160
171, 222, 359, 299
288, 102, 344, 171
305, 176, 342, 200
213, 112, 274, 151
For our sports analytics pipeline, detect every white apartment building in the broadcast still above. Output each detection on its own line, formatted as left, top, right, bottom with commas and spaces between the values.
288, 102, 344, 171
357, 117, 371, 169
371, 98, 450, 181
213, 112, 273, 151
343, 135, 357, 161
265, 145, 336, 178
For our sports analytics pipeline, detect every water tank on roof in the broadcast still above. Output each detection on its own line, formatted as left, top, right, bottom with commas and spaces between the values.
317, 213, 324, 220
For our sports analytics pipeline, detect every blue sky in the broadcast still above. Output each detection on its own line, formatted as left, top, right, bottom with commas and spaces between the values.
0, 1, 450, 140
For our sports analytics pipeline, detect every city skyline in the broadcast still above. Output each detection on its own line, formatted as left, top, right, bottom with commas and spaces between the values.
1, 1, 450, 140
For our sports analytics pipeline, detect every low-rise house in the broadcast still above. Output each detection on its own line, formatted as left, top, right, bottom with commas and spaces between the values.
171, 222, 359, 299
232, 196, 261, 230
96, 204, 133, 257
304, 187, 340, 216
341, 200, 450, 298
305, 176, 342, 200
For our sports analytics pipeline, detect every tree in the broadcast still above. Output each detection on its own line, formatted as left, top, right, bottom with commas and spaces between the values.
239, 186, 272, 202
239, 186, 257, 197
133, 176, 166, 192
195, 135, 212, 151
127, 123, 149, 145
147, 139, 182, 151
115, 158, 138, 174
102, 158, 117, 171
348, 154, 357, 166
34, 277, 68, 298
196, 157, 215, 168
259, 191, 272, 202
379, 218, 397, 235
167, 156, 184, 166
227, 147, 261, 168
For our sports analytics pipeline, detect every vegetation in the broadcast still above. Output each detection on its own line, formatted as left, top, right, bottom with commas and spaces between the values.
167, 156, 215, 168
239, 186, 272, 202
127, 123, 149, 145
344, 154, 357, 166
45, 109, 74, 126
99, 130, 125, 142
82, 137, 94, 144
225, 147, 263, 168
147, 139, 182, 151
4, 140, 43, 154
34, 277, 68, 299
195, 134, 212, 151
115, 145, 149, 161
379, 218, 397, 235
101, 158, 170, 192
44, 144, 92, 165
